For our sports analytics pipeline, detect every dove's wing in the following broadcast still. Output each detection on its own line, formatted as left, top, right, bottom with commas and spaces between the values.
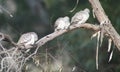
71, 11, 83, 24
71, 9, 89, 24
63, 17, 70, 29
30, 32, 38, 41
25, 34, 35, 45
54, 17, 67, 30
17, 33, 31, 44
54, 18, 62, 28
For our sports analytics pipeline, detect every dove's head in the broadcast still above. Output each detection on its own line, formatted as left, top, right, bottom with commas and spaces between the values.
30, 32, 38, 41
64, 16, 70, 21
84, 8, 90, 13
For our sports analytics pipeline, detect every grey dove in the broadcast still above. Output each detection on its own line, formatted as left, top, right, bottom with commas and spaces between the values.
54, 16, 70, 31
17, 32, 38, 49
71, 8, 90, 24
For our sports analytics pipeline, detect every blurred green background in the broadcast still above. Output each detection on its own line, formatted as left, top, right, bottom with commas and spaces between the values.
0, 0, 120, 72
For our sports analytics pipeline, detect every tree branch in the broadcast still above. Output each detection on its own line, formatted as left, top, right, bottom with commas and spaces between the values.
89, 0, 110, 23
35, 23, 100, 47
89, 0, 120, 51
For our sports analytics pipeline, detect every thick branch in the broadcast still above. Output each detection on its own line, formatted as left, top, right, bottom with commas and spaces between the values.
89, 0, 110, 23
35, 23, 99, 47
89, 0, 120, 51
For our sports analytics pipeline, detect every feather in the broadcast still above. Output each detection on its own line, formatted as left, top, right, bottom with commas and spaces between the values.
71, 8, 90, 25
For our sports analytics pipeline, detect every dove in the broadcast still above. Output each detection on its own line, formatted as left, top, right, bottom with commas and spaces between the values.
54, 16, 70, 31
71, 8, 90, 24
17, 32, 38, 49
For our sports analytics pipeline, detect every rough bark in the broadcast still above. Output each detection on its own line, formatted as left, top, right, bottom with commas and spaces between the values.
35, 23, 99, 47
89, 0, 120, 51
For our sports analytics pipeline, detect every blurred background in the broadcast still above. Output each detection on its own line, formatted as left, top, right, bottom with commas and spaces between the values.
0, 0, 120, 72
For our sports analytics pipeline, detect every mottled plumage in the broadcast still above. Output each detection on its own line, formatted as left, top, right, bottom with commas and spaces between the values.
54, 16, 70, 31
71, 8, 90, 24
17, 32, 38, 49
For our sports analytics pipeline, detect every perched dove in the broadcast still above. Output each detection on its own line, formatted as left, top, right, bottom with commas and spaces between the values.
71, 8, 90, 24
17, 32, 38, 49
54, 16, 70, 31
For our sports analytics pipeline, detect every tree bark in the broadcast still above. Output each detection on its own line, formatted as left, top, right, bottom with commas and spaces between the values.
35, 23, 99, 47
89, 0, 120, 51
